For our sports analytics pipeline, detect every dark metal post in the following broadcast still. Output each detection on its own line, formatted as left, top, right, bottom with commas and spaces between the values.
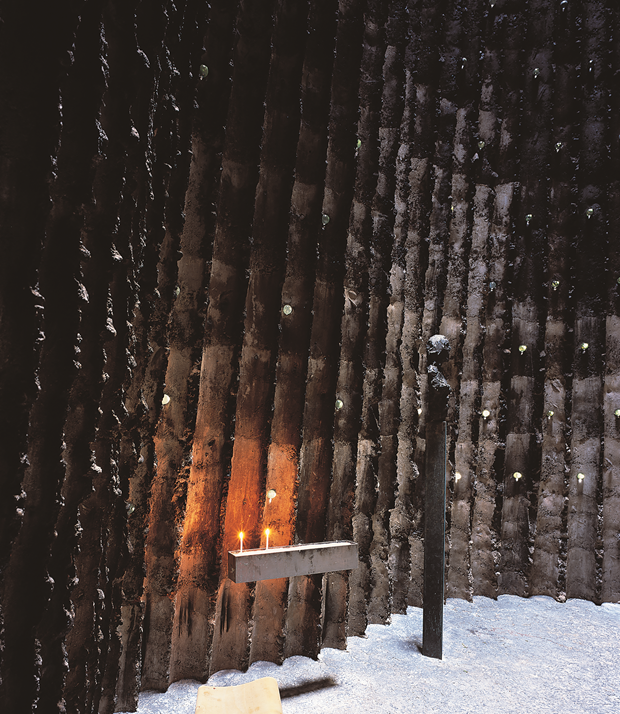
422, 335, 450, 660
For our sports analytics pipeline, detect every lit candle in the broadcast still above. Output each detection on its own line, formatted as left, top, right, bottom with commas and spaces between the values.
265, 528, 270, 550
238, 532, 244, 553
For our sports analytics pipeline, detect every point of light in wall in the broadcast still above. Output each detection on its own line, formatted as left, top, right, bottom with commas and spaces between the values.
519, 345, 527, 354
533, 68, 541, 78
555, 142, 563, 152
335, 399, 344, 410
282, 304, 293, 315
615, 409, 620, 418
199, 64, 209, 79
482, 409, 491, 419
525, 214, 533, 226
417, 408, 422, 415
586, 208, 594, 218
266, 489, 277, 503
489, 281, 496, 291
174, 285, 180, 297
322, 213, 330, 226
551, 280, 560, 290
162, 394, 171, 405
478, 140, 485, 150
547, 410, 554, 419
580, 342, 589, 351
513, 472, 523, 480
577, 473, 585, 482
455, 472, 462, 481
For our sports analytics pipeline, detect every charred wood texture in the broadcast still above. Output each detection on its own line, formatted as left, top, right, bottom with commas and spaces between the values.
1, 2, 619, 712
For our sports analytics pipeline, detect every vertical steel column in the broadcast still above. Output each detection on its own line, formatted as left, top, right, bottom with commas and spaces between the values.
422, 335, 450, 660
423, 420, 446, 659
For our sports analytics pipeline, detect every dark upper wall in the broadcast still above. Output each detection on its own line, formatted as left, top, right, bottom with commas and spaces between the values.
1, 0, 619, 712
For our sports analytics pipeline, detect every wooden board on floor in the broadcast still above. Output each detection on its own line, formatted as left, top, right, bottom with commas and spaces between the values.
195, 677, 282, 714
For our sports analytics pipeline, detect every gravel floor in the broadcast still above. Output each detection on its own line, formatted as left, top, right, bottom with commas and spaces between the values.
122, 595, 620, 714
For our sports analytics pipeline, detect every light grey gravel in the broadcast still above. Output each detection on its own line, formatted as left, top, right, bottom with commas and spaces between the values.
121, 595, 619, 714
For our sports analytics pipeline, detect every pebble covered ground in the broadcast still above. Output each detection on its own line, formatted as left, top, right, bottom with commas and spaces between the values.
122, 595, 620, 714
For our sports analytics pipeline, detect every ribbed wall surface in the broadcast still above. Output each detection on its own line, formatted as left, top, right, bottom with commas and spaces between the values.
1, 1, 619, 712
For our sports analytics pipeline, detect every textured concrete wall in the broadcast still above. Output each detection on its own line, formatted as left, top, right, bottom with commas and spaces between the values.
1, 1, 619, 712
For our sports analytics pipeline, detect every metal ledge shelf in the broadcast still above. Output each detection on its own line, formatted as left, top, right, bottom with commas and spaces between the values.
228, 540, 358, 583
